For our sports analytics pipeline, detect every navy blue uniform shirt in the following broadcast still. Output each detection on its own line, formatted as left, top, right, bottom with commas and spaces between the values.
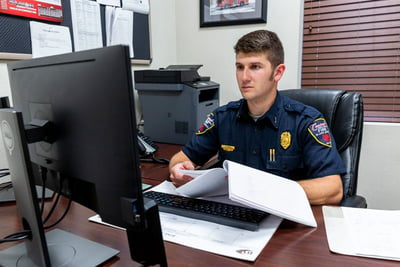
183, 92, 345, 181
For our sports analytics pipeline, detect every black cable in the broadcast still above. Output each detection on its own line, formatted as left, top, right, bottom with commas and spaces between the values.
0, 230, 31, 244
0, 172, 10, 178
0, 182, 12, 192
44, 196, 72, 229
38, 166, 48, 215
0, 168, 31, 244
0, 169, 10, 178
139, 153, 170, 164
42, 175, 64, 225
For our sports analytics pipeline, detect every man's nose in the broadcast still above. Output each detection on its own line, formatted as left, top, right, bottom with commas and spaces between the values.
241, 68, 251, 81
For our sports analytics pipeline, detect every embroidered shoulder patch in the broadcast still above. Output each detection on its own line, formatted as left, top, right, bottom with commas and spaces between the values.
196, 113, 215, 135
307, 118, 332, 148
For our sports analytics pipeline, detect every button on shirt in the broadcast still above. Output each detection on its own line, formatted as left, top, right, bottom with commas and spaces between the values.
183, 92, 345, 181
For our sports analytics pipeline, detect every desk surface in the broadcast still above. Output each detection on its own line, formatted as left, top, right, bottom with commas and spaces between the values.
0, 143, 398, 267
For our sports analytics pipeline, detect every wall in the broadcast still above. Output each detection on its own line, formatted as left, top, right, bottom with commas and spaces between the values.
175, 0, 303, 104
0, 1, 399, 209
358, 123, 400, 209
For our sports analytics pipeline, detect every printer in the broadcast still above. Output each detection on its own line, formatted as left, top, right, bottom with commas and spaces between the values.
135, 65, 219, 145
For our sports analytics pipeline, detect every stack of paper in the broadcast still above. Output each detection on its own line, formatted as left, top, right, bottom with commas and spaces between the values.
323, 206, 400, 261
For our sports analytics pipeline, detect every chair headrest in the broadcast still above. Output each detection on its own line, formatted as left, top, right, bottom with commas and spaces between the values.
280, 89, 345, 126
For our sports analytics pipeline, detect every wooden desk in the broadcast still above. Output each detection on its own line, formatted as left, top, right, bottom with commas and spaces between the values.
0, 143, 398, 267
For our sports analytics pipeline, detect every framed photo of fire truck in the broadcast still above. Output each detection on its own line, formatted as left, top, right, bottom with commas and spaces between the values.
200, 0, 267, 27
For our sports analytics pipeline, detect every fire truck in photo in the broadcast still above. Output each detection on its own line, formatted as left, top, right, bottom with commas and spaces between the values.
217, 0, 249, 9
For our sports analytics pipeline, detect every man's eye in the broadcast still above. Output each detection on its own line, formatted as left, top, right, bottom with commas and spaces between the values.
236, 65, 244, 70
251, 65, 261, 70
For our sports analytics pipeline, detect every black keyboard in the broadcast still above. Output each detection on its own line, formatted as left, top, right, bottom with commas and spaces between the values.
143, 190, 269, 231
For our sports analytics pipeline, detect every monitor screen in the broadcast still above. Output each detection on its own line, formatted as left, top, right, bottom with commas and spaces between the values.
1, 45, 166, 266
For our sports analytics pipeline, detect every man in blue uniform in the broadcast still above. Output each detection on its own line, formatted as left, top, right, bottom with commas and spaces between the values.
169, 30, 345, 205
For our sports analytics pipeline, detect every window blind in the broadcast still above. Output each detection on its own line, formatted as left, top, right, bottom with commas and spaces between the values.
302, 0, 400, 122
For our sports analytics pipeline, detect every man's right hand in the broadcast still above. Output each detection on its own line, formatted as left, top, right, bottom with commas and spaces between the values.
169, 161, 196, 187
169, 151, 197, 187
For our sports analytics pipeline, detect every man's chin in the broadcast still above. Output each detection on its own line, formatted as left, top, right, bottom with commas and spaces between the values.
241, 92, 254, 100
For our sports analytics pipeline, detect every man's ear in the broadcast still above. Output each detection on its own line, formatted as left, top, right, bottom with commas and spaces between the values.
273, 64, 286, 82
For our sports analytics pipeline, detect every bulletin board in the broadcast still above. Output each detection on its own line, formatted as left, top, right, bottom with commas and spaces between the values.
0, 0, 152, 64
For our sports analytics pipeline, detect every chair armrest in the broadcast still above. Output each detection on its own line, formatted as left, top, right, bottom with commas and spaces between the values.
340, 195, 367, 208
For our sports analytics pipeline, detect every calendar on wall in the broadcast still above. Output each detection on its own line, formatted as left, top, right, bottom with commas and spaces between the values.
0, 0, 63, 22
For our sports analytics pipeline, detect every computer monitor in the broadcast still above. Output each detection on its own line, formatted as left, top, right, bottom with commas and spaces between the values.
0, 46, 167, 266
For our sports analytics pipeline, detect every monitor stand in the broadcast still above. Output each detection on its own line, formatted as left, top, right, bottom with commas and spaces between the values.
0, 228, 119, 267
0, 109, 119, 267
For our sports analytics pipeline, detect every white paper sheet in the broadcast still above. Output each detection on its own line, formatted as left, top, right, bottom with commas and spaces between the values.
105, 7, 134, 57
323, 206, 400, 261
122, 0, 149, 14
177, 168, 228, 197
225, 160, 317, 227
70, 0, 103, 51
97, 0, 120, 7
30, 21, 72, 58
150, 181, 283, 261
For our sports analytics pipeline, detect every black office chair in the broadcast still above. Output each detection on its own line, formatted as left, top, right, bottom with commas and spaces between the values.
280, 89, 367, 208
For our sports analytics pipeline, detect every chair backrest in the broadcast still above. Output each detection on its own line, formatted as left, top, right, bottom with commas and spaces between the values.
280, 89, 364, 200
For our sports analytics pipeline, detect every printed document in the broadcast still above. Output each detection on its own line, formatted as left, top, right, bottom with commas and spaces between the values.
89, 180, 282, 261
122, 0, 150, 14
178, 160, 317, 227
150, 181, 283, 261
30, 21, 72, 58
323, 206, 400, 261
105, 7, 134, 57
70, 0, 103, 51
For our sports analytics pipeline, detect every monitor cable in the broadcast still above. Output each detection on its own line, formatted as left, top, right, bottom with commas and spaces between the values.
140, 153, 170, 164
0, 168, 10, 178
38, 166, 47, 215
0, 182, 12, 193
43, 196, 72, 230
0, 230, 31, 244
42, 174, 64, 225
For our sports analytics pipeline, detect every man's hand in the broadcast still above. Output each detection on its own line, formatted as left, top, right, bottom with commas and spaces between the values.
169, 161, 195, 187
169, 150, 197, 187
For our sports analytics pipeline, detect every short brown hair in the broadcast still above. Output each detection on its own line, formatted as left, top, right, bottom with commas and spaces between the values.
234, 30, 284, 69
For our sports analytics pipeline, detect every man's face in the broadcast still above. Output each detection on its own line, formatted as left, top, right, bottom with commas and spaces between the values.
235, 52, 281, 103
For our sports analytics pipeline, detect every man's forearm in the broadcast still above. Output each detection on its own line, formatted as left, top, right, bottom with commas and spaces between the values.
168, 150, 192, 173
298, 174, 343, 205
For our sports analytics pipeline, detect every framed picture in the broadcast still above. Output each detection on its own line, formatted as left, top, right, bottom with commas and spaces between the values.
200, 0, 267, 27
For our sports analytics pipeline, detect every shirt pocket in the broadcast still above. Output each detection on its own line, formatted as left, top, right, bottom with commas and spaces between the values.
266, 154, 304, 177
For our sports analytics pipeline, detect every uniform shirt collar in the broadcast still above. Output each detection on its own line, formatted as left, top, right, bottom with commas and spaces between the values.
236, 92, 282, 129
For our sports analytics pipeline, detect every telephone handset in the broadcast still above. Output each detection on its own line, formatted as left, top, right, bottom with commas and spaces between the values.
137, 130, 169, 164
137, 130, 157, 156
